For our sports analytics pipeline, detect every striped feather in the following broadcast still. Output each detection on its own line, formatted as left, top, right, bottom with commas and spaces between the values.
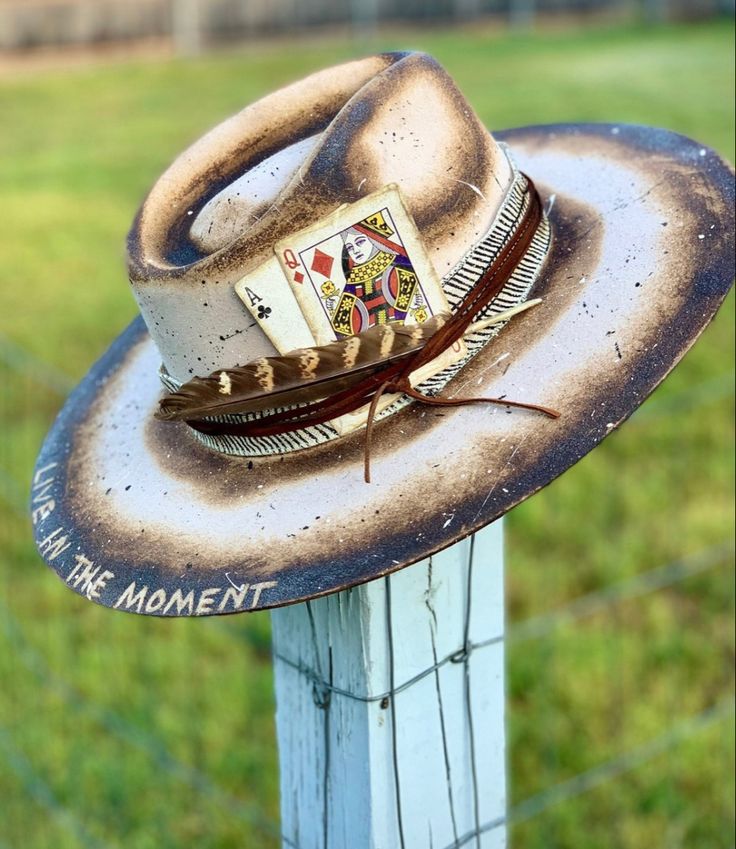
156, 312, 450, 422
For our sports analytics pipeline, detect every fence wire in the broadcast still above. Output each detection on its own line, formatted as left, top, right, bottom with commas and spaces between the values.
0, 591, 282, 843
0, 726, 113, 849
444, 698, 735, 849
273, 537, 734, 849
2, 334, 734, 847
0, 332, 75, 396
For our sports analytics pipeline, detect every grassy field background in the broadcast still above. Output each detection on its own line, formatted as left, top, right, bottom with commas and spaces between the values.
0, 19, 734, 849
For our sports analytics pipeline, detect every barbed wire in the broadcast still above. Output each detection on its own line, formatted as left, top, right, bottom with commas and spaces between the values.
510, 697, 735, 826
272, 631, 504, 706
7, 461, 727, 842
1, 687, 732, 849
255, 543, 734, 704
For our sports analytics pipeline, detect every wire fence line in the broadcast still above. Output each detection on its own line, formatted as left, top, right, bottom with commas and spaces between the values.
2, 538, 733, 849
2, 333, 734, 845
5, 684, 732, 849
509, 698, 735, 827
0, 595, 283, 843
507, 541, 735, 643
4, 582, 733, 849
438, 698, 735, 849
0, 725, 114, 849
256, 543, 733, 707
0, 332, 75, 396
3, 475, 734, 846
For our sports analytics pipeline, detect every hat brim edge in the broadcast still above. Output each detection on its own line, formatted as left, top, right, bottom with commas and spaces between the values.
30, 122, 735, 616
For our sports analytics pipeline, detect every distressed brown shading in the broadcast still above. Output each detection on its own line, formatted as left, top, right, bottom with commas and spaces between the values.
126, 52, 512, 384
139, 186, 594, 509
32, 123, 735, 616
128, 53, 500, 282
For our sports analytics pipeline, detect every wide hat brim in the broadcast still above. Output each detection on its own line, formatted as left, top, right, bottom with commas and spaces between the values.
31, 123, 734, 617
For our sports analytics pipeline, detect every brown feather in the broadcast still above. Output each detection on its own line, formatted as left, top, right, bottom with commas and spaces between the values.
155, 313, 450, 422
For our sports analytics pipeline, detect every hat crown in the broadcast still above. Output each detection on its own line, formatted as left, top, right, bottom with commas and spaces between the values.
127, 52, 512, 383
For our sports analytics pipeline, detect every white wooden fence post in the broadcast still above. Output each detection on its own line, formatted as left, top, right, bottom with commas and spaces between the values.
271, 519, 506, 849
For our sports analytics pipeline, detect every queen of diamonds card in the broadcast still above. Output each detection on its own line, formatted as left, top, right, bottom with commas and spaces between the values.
276, 185, 453, 347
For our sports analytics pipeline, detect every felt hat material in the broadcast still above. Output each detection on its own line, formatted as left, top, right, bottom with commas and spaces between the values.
31, 54, 735, 617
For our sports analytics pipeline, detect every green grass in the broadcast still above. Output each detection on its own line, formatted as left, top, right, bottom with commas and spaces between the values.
1, 18, 734, 849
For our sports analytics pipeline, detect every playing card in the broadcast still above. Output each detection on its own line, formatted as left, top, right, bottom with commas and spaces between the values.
233, 184, 466, 438
275, 185, 452, 347
235, 256, 315, 353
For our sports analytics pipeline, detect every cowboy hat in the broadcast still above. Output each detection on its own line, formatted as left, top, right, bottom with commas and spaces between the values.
31, 52, 734, 617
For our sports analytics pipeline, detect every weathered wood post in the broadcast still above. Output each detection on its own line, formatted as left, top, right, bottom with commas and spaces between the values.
271, 519, 506, 849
